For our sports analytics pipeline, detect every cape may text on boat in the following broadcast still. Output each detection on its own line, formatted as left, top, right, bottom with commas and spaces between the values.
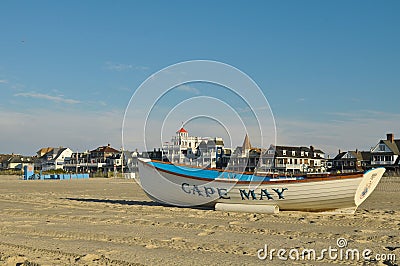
181, 182, 288, 201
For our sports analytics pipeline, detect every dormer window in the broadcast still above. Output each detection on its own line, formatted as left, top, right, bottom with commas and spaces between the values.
301, 151, 304, 156
292, 151, 295, 156
282, 150, 286, 155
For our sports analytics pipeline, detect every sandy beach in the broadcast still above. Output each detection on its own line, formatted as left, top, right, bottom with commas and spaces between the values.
0, 175, 399, 265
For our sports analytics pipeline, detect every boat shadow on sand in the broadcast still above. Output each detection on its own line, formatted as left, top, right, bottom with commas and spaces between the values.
63, 197, 213, 210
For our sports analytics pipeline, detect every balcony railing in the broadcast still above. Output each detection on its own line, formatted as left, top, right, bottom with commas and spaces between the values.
275, 164, 303, 169
371, 161, 394, 165
64, 162, 106, 168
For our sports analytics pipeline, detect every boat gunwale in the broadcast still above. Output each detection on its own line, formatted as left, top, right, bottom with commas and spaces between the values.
140, 159, 364, 184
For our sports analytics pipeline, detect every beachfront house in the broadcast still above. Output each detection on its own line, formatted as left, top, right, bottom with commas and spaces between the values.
64, 151, 90, 172
142, 148, 163, 161
106, 153, 124, 172
0, 154, 13, 170
122, 150, 138, 178
370, 133, 400, 172
88, 144, 120, 173
258, 145, 327, 174
162, 127, 224, 168
39, 147, 73, 171
64, 145, 123, 173
224, 134, 262, 172
331, 150, 371, 173
0, 154, 35, 170
196, 138, 225, 168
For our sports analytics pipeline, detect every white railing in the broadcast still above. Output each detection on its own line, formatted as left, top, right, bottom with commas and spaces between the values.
371, 161, 394, 165
64, 163, 107, 168
285, 164, 303, 169
275, 164, 305, 169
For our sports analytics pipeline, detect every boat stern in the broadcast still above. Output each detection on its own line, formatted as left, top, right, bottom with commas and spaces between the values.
354, 167, 385, 207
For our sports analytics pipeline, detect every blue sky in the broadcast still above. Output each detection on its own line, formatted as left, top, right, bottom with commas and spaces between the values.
1, 1, 399, 156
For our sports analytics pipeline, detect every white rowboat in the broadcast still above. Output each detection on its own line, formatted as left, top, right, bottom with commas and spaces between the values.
137, 158, 385, 213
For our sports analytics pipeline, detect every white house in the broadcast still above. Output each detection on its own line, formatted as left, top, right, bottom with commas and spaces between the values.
0, 154, 35, 170
370, 133, 400, 171
162, 127, 224, 168
40, 147, 73, 171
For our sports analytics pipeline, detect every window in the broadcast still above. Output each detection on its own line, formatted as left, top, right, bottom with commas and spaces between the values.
292, 151, 296, 156
379, 145, 386, 151
301, 151, 304, 156
283, 150, 286, 155
350, 161, 354, 166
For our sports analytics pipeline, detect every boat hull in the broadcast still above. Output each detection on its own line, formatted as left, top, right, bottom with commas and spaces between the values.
137, 159, 385, 212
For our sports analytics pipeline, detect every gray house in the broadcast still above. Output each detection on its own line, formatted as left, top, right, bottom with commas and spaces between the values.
370, 133, 400, 172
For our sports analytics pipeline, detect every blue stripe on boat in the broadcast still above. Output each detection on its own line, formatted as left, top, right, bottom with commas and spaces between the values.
149, 162, 304, 182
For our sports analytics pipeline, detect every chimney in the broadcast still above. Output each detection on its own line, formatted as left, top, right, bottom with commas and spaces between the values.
107, 143, 111, 147
338, 149, 341, 154
310, 146, 314, 151
387, 133, 394, 143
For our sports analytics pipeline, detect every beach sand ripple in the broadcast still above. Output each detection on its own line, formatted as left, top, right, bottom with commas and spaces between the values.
0, 175, 399, 265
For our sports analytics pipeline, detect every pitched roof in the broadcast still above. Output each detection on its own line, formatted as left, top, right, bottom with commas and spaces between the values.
37, 147, 54, 156
90, 145, 119, 153
242, 134, 252, 150
7, 155, 34, 164
41, 147, 61, 159
177, 127, 188, 133
0, 154, 13, 163
334, 150, 371, 161
53, 148, 71, 160
272, 145, 325, 159
333, 152, 346, 160
380, 139, 400, 154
